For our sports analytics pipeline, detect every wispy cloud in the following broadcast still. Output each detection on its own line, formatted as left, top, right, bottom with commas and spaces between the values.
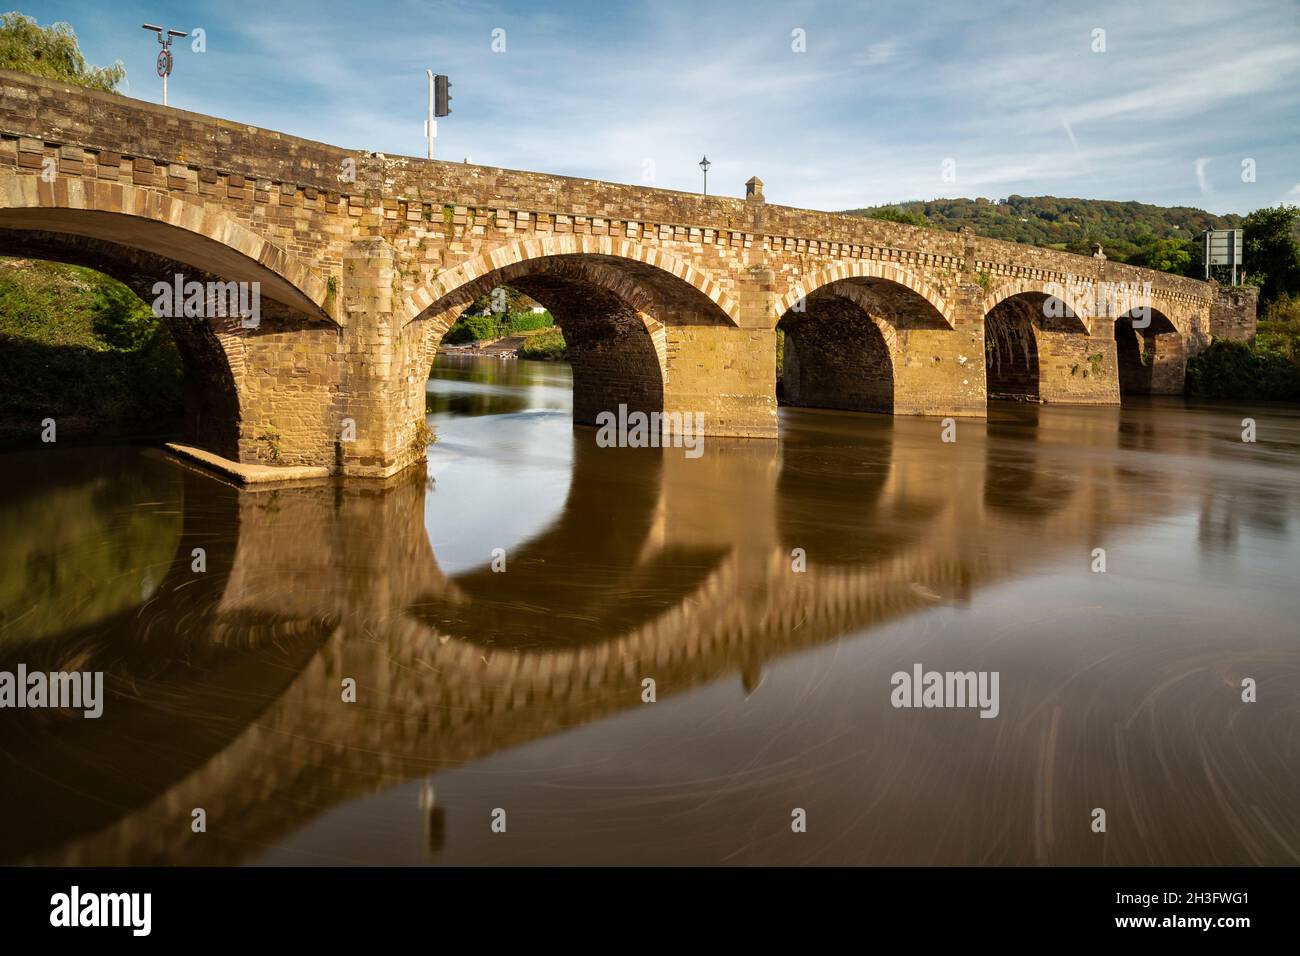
854, 40, 900, 66
1195, 157, 1213, 196
26, 0, 1300, 215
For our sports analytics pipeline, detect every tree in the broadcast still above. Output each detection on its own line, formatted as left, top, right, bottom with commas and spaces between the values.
1130, 238, 1194, 276
0, 12, 124, 91
869, 207, 931, 229
1243, 205, 1300, 305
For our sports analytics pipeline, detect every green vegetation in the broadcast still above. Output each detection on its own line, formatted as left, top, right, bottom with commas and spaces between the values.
518, 327, 567, 360
0, 12, 124, 90
1243, 205, 1300, 305
0, 258, 183, 440
866, 206, 933, 229
507, 310, 555, 333
443, 285, 557, 343
1184, 208, 1300, 401
1186, 340, 1300, 402
847, 195, 1243, 276
1187, 294, 1300, 401
444, 313, 499, 344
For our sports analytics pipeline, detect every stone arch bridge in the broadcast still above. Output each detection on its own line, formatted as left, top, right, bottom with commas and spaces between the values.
0, 70, 1255, 477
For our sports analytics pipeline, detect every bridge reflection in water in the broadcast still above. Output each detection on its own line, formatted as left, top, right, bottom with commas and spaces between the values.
2, 357, 1298, 866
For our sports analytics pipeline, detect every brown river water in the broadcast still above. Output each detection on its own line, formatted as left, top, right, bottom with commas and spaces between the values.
1, 354, 1298, 865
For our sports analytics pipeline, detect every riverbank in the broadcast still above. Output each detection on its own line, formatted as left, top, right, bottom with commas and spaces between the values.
439, 326, 567, 361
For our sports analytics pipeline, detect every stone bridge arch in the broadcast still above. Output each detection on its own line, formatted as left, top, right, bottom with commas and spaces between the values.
776, 262, 955, 415
0, 173, 335, 321
779, 260, 958, 329
395, 235, 747, 434
0, 173, 343, 464
1114, 306, 1185, 395
980, 277, 1093, 333
400, 235, 740, 329
981, 280, 1107, 405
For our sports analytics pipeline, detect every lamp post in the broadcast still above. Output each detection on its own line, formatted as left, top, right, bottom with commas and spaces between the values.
142, 24, 187, 106
699, 155, 711, 195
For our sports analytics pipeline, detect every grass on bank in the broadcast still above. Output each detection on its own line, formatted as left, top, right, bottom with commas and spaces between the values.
518, 327, 567, 359
0, 258, 183, 440
443, 304, 568, 359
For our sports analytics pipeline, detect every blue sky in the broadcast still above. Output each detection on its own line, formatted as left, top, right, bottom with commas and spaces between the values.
20, 0, 1300, 214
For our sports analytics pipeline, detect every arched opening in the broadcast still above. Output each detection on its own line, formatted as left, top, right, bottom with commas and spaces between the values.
0, 232, 240, 454
0, 252, 185, 443
776, 277, 948, 414
1114, 309, 1183, 395
417, 252, 733, 429
984, 292, 1086, 402
0, 199, 339, 464
504, 268, 665, 425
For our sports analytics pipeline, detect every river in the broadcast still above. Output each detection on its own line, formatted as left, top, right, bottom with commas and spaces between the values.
2, 354, 1298, 865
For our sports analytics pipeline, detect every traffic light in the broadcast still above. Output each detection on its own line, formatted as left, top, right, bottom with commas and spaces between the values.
434, 75, 452, 117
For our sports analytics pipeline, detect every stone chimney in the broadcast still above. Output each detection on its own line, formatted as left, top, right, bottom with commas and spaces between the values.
745, 176, 764, 201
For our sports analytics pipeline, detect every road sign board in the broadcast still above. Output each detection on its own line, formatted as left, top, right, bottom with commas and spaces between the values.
1202, 228, 1243, 283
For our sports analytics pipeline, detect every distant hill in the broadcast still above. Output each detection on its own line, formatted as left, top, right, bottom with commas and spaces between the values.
843, 195, 1243, 271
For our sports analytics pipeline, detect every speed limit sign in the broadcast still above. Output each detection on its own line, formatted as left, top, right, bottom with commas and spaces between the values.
156, 49, 172, 77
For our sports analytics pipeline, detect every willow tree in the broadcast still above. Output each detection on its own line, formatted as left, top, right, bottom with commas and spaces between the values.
0, 12, 125, 91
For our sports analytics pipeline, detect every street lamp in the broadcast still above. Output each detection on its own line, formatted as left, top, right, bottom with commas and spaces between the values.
699, 155, 711, 195
142, 24, 188, 106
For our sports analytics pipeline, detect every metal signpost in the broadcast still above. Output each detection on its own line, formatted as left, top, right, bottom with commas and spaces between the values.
142, 24, 188, 106
1202, 228, 1243, 285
